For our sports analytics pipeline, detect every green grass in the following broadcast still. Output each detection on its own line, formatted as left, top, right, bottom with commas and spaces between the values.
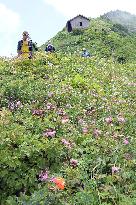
0, 52, 136, 204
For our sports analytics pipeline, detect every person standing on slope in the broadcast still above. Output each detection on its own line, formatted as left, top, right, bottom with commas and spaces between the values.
17, 31, 38, 59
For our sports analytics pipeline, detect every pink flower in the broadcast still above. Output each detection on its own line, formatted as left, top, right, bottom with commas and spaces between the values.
82, 127, 88, 134
61, 115, 69, 124
93, 128, 101, 137
77, 118, 86, 126
46, 103, 55, 110
32, 109, 44, 116
61, 138, 70, 145
57, 108, 66, 116
61, 138, 74, 149
123, 138, 129, 145
61, 139, 71, 148
105, 116, 112, 124
39, 171, 49, 181
43, 128, 56, 138
50, 177, 56, 182
117, 116, 125, 123
112, 166, 120, 174
70, 159, 78, 167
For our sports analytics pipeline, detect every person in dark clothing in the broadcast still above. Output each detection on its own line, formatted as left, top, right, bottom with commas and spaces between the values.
81, 48, 90, 57
45, 42, 55, 53
66, 20, 72, 32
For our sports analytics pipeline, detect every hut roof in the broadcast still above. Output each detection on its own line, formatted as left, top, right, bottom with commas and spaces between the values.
68, 14, 90, 22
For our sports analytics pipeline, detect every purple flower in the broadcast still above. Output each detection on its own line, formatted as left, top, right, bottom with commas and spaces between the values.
61, 115, 69, 124
82, 127, 88, 134
61, 139, 70, 145
117, 116, 125, 123
8, 102, 15, 111
50, 177, 56, 182
61, 138, 73, 149
32, 109, 44, 116
93, 128, 101, 137
57, 108, 66, 116
46, 103, 55, 110
105, 116, 112, 124
70, 159, 78, 167
78, 119, 85, 125
39, 171, 49, 181
43, 128, 56, 138
8, 100, 23, 111
112, 166, 120, 174
77, 118, 86, 126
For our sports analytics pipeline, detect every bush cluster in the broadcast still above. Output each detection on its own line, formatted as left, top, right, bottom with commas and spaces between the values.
0, 53, 136, 204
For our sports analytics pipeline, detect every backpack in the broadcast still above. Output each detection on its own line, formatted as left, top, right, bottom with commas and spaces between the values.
17, 40, 38, 59
17, 40, 33, 52
48, 45, 53, 51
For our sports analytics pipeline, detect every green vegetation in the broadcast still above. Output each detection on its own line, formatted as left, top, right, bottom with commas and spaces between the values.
0, 14, 136, 204
41, 18, 136, 64
0, 51, 136, 204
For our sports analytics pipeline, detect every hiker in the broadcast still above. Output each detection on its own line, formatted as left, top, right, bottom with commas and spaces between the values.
17, 31, 38, 59
45, 41, 55, 53
81, 48, 90, 57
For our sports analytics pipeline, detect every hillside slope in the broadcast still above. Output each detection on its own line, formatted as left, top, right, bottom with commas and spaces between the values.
41, 18, 136, 63
0, 53, 136, 204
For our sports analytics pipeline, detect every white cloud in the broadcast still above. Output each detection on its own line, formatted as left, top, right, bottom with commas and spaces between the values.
44, 0, 136, 18
0, 3, 20, 56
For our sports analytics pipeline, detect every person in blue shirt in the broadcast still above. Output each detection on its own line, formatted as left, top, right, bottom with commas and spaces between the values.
81, 48, 90, 57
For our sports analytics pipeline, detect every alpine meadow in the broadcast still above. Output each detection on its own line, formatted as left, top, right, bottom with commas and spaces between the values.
0, 11, 136, 205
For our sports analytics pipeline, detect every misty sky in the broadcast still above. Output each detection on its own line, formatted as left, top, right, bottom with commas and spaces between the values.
0, 0, 136, 56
